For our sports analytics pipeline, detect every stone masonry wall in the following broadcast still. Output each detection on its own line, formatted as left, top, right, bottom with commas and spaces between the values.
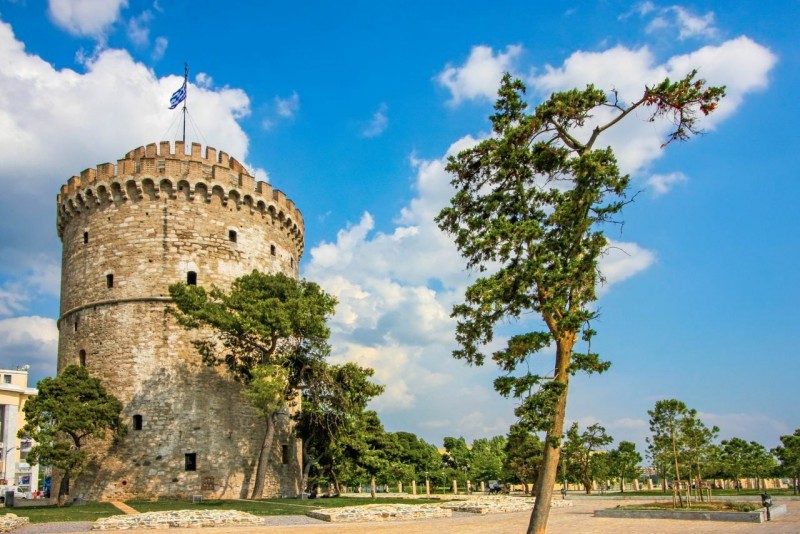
55, 142, 304, 500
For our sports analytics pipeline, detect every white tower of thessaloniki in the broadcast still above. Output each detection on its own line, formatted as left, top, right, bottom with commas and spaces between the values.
56, 141, 304, 500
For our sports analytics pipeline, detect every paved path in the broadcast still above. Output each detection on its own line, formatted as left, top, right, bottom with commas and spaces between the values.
85, 499, 800, 534
108, 501, 140, 515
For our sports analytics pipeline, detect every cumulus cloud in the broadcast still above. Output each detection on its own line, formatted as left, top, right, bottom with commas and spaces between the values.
362, 103, 388, 138
0, 18, 252, 283
305, 134, 658, 440
437, 44, 522, 105
647, 171, 688, 196
529, 37, 776, 177
48, 0, 128, 37
0, 316, 59, 380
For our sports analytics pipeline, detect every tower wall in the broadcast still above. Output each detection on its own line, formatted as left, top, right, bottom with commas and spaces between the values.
55, 142, 304, 500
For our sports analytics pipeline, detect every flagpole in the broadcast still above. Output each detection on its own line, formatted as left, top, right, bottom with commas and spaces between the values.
182, 63, 188, 144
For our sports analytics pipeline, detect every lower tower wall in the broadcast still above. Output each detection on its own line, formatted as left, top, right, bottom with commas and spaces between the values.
57, 301, 301, 501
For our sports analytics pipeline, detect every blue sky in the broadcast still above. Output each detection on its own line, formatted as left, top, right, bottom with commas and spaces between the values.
0, 0, 797, 454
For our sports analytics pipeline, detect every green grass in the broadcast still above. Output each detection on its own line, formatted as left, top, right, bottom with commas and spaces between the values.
2, 497, 446, 524
1, 502, 120, 523
617, 501, 762, 512
126, 497, 444, 516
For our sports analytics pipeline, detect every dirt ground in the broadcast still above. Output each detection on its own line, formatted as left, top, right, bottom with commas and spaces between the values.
134, 498, 800, 534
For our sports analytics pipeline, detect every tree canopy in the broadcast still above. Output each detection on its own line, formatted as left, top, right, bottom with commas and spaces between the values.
19, 365, 125, 503
169, 270, 340, 498
773, 429, 800, 495
436, 71, 724, 533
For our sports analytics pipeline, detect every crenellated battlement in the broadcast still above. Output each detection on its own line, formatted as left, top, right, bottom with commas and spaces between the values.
56, 142, 304, 255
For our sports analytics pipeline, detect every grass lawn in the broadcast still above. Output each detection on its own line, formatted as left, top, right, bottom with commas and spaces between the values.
617, 501, 762, 512
1, 497, 446, 524
126, 497, 445, 516
1, 502, 120, 523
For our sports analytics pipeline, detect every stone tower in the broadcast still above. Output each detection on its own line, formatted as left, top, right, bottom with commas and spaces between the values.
55, 141, 304, 500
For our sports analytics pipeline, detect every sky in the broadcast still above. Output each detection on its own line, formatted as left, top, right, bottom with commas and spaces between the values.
0, 0, 797, 455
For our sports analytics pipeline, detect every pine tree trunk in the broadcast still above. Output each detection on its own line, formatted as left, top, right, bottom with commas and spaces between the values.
370, 477, 376, 498
57, 475, 70, 506
527, 335, 573, 534
250, 414, 277, 499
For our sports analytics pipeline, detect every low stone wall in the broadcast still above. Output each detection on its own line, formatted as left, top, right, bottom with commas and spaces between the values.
308, 497, 573, 522
308, 503, 452, 522
595, 504, 787, 523
441, 496, 573, 514
91, 510, 263, 530
0, 514, 29, 533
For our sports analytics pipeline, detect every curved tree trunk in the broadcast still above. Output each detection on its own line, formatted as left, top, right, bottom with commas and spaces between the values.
528, 336, 574, 534
57, 475, 70, 506
250, 413, 277, 499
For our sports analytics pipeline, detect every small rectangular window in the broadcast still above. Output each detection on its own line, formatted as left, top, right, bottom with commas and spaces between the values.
79, 350, 86, 367
3, 375, 11, 384
185, 453, 197, 471
83, 231, 89, 244
228, 230, 237, 243
187, 271, 197, 285
133, 415, 143, 431
270, 244, 276, 256
106, 274, 114, 288
281, 444, 290, 465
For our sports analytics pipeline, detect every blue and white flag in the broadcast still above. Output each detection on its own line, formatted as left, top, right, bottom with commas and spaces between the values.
168, 81, 187, 109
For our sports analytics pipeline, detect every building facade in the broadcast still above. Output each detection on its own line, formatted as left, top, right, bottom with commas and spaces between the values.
0, 368, 39, 495
55, 141, 304, 500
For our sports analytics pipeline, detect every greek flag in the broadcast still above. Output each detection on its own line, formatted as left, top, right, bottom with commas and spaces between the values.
168, 81, 187, 109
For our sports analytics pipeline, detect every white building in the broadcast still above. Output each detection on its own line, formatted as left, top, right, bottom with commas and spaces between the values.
0, 368, 39, 495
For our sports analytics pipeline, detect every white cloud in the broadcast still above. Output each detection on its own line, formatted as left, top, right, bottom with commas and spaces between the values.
437, 44, 522, 105
275, 91, 299, 118
48, 0, 128, 37
529, 37, 776, 177
152, 36, 168, 61
599, 240, 657, 289
647, 171, 688, 196
670, 6, 717, 40
305, 134, 657, 435
644, 5, 718, 40
0, 316, 58, 379
362, 103, 388, 138
0, 19, 252, 277
126, 10, 152, 46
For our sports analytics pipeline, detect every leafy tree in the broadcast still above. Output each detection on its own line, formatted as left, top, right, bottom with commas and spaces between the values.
19, 365, 125, 504
335, 410, 394, 497
608, 441, 642, 492
436, 71, 724, 533
562, 422, 613, 494
295, 362, 383, 493
504, 424, 544, 494
470, 436, 507, 484
720, 438, 777, 491
442, 436, 472, 490
679, 410, 718, 500
388, 431, 442, 485
648, 399, 693, 506
169, 270, 337, 498
773, 429, 800, 495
